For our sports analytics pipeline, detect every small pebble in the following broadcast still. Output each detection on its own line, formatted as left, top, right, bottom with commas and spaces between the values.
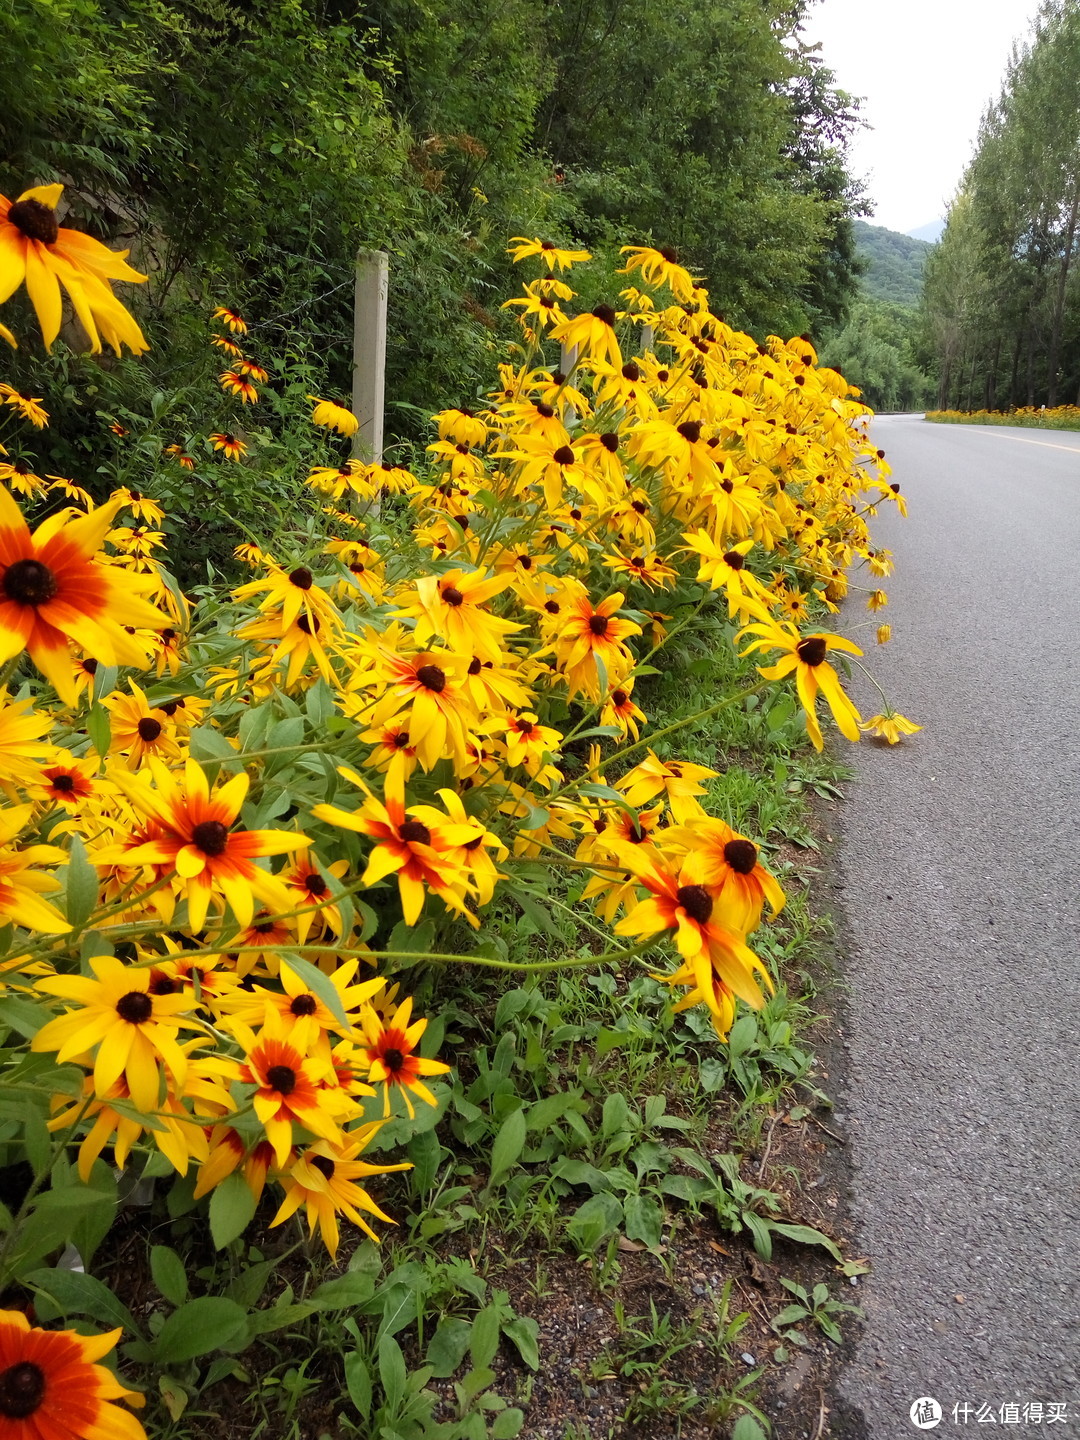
741, 1352, 756, 1366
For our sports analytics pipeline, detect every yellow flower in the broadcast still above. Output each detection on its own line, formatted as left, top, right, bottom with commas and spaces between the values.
876, 624, 891, 645
271, 1128, 410, 1257
0, 383, 48, 427
33, 954, 192, 1110
859, 711, 922, 744
737, 605, 863, 751
508, 237, 591, 270
0, 803, 69, 933
309, 396, 359, 437
0, 182, 148, 354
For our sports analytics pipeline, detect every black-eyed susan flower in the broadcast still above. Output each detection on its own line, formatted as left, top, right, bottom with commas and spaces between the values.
859, 710, 921, 744
618, 244, 697, 302
399, 568, 521, 664
547, 591, 641, 700
359, 996, 451, 1118
212, 306, 247, 334
104, 758, 310, 933
0, 183, 148, 354
236, 1014, 350, 1165
0, 490, 170, 701
0, 693, 56, 790
0, 1308, 148, 1440
0, 384, 48, 428
309, 396, 359, 437
271, 1129, 410, 1257
163, 443, 195, 470
737, 606, 862, 751
665, 818, 785, 934
103, 681, 182, 769
0, 803, 69, 933
219, 370, 259, 403
209, 432, 246, 461
508, 236, 591, 270
550, 305, 622, 367
617, 751, 718, 822
33, 954, 191, 1111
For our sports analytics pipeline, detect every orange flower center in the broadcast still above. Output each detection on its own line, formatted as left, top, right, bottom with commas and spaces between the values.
8, 198, 58, 245
192, 820, 229, 856
0, 1360, 45, 1419
116, 991, 153, 1024
3, 558, 57, 606
723, 839, 758, 875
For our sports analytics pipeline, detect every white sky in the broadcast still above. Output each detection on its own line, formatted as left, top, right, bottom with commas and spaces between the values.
799, 0, 1045, 234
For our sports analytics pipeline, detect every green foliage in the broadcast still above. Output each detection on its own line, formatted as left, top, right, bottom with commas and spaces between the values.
852, 221, 932, 307
819, 298, 934, 412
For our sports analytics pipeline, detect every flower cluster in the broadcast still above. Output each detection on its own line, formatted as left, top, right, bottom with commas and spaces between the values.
0, 229, 916, 1314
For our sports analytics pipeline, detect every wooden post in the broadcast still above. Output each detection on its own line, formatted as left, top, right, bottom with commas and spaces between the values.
640, 324, 655, 354
352, 249, 388, 465
559, 341, 579, 424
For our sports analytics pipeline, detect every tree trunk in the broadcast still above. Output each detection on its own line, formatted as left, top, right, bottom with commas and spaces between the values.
985, 335, 1001, 410
1009, 328, 1023, 408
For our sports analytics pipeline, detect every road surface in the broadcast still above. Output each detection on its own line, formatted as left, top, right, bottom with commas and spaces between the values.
834, 418, 1080, 1436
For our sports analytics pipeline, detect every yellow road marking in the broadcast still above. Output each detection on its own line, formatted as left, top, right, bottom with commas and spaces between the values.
973, 431, 1080, 455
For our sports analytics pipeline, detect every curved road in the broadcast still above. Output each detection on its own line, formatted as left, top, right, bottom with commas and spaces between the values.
835, 418, 1080, 1436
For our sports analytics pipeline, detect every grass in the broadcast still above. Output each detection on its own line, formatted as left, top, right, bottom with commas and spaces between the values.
89, 614, 859, 1440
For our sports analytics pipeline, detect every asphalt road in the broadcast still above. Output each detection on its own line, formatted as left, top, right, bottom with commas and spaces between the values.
833, 418, 1080, 1437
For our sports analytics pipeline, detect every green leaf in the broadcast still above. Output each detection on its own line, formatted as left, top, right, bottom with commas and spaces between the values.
732, 1416, 768, 1440
24, 1267, 140, 1335
426, 1316, 473, 1378
150, 1245, 189, 1306
344, 1351, 372, 1417
622, 1194, 663, 1249
469, 1304, 501, 1369
190, 724, 242, 769
502, 1316, 539, 1371
152, 1297, 249, 1363
245, 1302, 317, 1337
566, 1193, 623, 1251
277, 951, 349, 1028
378, 1333, 407, 1412
601, 1093, 630, 1140
488, 1108, 526, 1187
770, 1303, 811, 1330
209, 1173, 257, 1250
491, 1410, 526, 1438
768, 1221, 843, 1263
726, 1013, 758, 1059
0, 995, 50, 1039
86, 704, 110, 759
64, 835, 99, 929
309, 1271, 377, 1309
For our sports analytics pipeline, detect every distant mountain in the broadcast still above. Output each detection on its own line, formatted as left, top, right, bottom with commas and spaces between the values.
906, 219, 945, 243
852, 220, 933, 306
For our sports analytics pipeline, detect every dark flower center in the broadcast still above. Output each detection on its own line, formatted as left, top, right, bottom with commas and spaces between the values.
656, 369, 669, 382
416, 663, 446, 693
116, 991, 153, 1024
720, 478, 734, 493
149, 973, 180, 994
137, 717, 163, 742
399, 819, 432, 845
8, 198, 59, 246
81, 658, 99, 675
723, 838, 758, 874
391, 732, 410, 748
588, 614, 609, 636
600, 432, 620, 453
612, 689, 629, 706
297, 614, 319, 635
676, 884, 713, 924
312, 1155, 335, 1179
535, 402, 555, 417
796, 637, 828, 667
631, 499, 648, 514
382, 1046, 405, 1072
0, 1360, 46, 1419
3, 558, 57, 606
659, 245, 679, 263
467, 657, 483, 675
723, 550, 745, 570
553, 445, 575, 466
266, 1064, 297, 1096
159, 701, 179, 716
289, 566, 314, 590
50, 773, 76, 792
677, 421, 702, 444
442, 586, 465, 607
517, 719, 535, 736
290, 994, 318, 1016
592, 303, 616, 326
192, 820, 229, 856
305, 873, 328, 896
544, 600, 560, 614
621, 361, 641, 381
516, 554, 533, 569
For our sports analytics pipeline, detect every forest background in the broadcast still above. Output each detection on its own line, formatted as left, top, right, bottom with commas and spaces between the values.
0, 0, 870, 578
